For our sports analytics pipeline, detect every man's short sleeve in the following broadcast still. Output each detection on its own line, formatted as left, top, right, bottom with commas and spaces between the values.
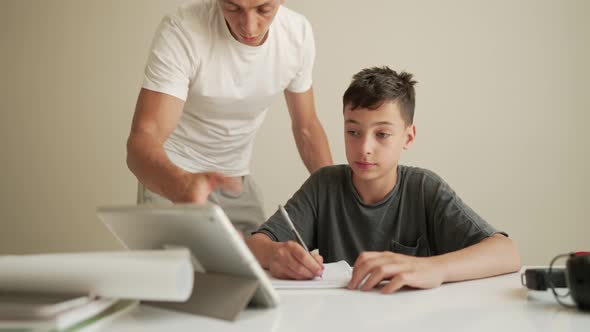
286, 18, 315, 93
142, 15, 195, 101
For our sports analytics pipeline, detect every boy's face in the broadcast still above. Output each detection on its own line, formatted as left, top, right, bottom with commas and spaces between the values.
344, 101, 416, 183
219, 0, 282, 46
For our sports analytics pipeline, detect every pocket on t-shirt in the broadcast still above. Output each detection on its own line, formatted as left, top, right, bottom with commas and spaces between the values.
390, 236, 429, 257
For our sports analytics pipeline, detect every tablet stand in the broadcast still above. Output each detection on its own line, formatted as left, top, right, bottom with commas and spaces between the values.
144, 271, 259, 321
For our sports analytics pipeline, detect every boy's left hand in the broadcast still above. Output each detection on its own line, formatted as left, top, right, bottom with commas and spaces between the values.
347, 251, 445, 294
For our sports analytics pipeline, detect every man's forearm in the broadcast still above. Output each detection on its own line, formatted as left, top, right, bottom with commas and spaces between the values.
293, 120, 333, 173
431, 234, 521, 283
126, 132, 187, 201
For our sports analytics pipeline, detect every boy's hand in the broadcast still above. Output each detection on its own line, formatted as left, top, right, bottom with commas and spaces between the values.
268, 241, 324, 280
347, 251, 445, 294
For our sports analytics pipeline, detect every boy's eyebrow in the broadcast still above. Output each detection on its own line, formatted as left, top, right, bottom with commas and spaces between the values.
345, 119, 395, 126
372, 121, 395, 126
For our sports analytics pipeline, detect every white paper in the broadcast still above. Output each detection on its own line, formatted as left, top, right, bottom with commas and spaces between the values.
0, 249, 194, 301
267, 260, 353, 289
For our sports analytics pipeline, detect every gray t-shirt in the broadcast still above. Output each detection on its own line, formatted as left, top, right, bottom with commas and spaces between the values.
255, 165, 504, 266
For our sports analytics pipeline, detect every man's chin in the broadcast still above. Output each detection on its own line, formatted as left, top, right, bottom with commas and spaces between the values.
240, 35, 262, 45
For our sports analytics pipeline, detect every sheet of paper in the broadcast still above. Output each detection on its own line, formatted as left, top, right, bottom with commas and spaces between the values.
0, 249, 193, 301
267, 260, 353, 289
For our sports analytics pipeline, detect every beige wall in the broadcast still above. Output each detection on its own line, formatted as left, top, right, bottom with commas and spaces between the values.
1, 0, 588, 265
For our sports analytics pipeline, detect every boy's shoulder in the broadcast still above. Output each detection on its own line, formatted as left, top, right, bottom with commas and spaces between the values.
399, 165, 449, 188
310, 165, 448, 184
310, 164, 349, 181
295, 165, 348, 196
307, 164, 451, 190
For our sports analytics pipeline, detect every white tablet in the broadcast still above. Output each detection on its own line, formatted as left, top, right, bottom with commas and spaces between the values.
96, 203, 279, 308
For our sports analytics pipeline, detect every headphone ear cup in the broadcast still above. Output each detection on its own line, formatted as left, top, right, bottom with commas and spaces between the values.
567, 254, 590, 311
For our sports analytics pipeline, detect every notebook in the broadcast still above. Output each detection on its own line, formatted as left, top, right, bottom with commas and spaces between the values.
267, 260, 353, 289
0, 293, 134, 331
0, 292, 91, 320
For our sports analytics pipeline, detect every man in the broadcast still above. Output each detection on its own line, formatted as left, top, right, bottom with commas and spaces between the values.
126, 0, 333, 234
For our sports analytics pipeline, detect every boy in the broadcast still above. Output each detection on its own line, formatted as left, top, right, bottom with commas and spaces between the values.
246, 67, 521, 294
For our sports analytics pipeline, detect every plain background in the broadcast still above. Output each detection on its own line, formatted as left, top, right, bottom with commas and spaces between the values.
1, 0, 588, 265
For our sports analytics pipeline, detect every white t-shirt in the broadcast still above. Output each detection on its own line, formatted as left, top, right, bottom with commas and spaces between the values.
142, 0, 315, 176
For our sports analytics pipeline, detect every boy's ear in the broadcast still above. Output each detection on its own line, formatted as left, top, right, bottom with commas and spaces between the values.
402, 124, 416, 150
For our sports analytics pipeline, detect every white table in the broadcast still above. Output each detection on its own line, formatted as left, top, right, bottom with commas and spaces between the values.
96, 270, 589, 332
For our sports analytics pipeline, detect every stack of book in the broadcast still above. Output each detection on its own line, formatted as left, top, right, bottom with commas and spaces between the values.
0, 249, 194, 331
0, 292, 136, 331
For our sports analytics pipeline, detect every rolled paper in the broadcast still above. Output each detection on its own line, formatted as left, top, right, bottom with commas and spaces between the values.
0, 249, 194, 301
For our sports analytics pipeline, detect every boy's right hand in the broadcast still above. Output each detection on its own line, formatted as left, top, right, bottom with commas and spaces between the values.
268, 241, 324, 280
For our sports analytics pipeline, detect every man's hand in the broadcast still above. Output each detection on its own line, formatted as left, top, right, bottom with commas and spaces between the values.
347, 251, 445, 294
171, 172, 243, 205
267, 241, 324, 280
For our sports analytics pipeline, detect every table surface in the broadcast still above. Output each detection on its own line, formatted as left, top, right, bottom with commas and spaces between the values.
88, 269, 590, 332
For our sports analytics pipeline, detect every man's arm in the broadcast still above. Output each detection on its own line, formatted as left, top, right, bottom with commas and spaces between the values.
347, 234, 521, 294
127, 88, 231, 204
284, 87, 333, 173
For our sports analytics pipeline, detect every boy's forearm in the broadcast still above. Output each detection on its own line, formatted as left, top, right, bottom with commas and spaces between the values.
430, 234, 521, 283
246, 233, 281, 269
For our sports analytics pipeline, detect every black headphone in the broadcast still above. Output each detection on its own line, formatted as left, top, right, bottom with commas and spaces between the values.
521, 252, 590, 311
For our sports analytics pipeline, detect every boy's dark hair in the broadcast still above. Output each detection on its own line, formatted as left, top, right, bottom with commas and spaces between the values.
342, 66, 417, 126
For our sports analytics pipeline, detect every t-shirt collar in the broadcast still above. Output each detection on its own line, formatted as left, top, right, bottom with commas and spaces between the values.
217, 4, 276, 52
346, 165, 401, 207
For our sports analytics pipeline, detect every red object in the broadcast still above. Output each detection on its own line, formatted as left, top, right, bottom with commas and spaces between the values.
574, 251, 590, 256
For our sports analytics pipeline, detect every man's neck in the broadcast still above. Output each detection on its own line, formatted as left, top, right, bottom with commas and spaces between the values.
225, 20, 270, 46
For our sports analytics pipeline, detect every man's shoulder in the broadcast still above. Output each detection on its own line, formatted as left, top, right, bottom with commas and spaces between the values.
175, 0, 214, 17
276, 5, 309, 24
274, 5, 313, 39
164, 0, 215, 29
